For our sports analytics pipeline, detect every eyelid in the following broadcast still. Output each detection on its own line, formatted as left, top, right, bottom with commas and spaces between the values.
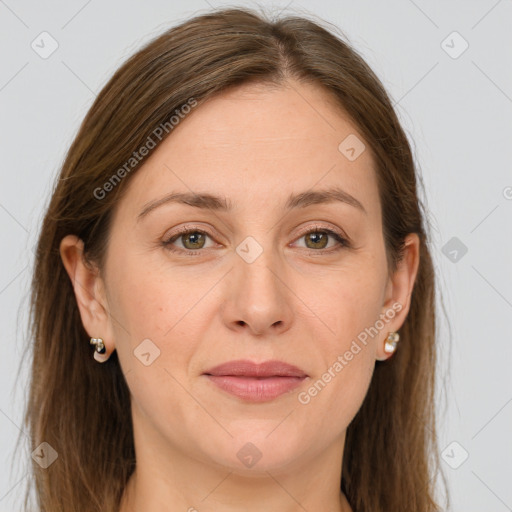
163, 224, 218, 248
293, 223, 349, 242
289, 224, 351, 253
162, 222, 351, 254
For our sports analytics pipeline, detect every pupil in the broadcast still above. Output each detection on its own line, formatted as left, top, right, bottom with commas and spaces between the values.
308, 232, 326, 248
185, 232, 203, 248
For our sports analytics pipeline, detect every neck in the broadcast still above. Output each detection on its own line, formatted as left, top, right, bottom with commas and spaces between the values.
120, 475, 353, 512
119, 439, 352, 512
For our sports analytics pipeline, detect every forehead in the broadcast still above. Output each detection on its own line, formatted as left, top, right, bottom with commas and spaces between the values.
173, 80, 362, 151
114, 80, 380, 222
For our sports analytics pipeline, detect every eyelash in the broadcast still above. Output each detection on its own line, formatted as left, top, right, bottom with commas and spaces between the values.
162, 225, 350, 256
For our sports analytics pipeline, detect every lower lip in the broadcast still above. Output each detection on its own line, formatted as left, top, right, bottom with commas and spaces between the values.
204, 375, 306, 402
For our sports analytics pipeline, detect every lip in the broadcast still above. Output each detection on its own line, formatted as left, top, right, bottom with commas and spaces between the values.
203, 359, 308, 403
204, 359, 308, 378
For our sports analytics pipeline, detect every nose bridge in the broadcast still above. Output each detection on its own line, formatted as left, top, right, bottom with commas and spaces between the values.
224, 231, 293, 334
235, 232, 284, 301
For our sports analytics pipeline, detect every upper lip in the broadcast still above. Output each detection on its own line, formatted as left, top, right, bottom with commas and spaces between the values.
203, 359, 308, 378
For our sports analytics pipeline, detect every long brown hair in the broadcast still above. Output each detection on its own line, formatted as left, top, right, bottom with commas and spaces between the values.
16, 6, 447, 511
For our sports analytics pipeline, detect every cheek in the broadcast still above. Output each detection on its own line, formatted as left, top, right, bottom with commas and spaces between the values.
298, 319, 376, 437
293, 343, 375, 462
295, 260, 385, 417
107, 264, 205, 431
302, 262, 386, 349
106, 256, 205, 374
108, 249, 186, 331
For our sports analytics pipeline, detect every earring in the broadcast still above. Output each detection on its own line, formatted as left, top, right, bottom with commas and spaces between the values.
384, 331, 400, 354
90, 337, 111, 363
90, 337, 106, 354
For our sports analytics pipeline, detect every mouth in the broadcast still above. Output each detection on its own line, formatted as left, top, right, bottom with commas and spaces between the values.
202, 359, 308, 402
203, 359, 308, 378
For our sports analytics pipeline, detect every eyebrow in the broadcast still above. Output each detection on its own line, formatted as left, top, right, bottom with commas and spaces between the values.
137, 185, 366, 222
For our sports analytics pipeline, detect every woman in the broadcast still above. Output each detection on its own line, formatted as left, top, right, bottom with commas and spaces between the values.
20, 6, 446, 512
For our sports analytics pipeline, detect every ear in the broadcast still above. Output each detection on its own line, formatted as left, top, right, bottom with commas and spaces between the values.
59, 234, 116, 362
376, 233, 420, 361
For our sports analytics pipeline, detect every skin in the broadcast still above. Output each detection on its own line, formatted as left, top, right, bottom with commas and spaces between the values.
60, 79, 419, 512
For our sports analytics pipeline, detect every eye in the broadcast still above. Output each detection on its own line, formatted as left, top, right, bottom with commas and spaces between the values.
292, 226, 350, 253
162, 228, 215, 255
162, 225, 350, 256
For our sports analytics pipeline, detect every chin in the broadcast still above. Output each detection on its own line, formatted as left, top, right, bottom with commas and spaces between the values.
201, 429, 309, 474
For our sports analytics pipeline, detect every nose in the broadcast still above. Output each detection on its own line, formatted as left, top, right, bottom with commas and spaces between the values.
221, 243, 294, 337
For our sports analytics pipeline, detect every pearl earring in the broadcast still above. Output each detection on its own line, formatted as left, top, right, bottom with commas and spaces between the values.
384, 331, 400, 354
89, 337, 111, 363
90, 337, 106, 354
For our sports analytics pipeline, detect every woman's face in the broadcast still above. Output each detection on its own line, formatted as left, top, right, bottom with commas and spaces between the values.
64, 80, 418, 476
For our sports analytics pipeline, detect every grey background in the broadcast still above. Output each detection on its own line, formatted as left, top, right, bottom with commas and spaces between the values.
1, 0, 511, 510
